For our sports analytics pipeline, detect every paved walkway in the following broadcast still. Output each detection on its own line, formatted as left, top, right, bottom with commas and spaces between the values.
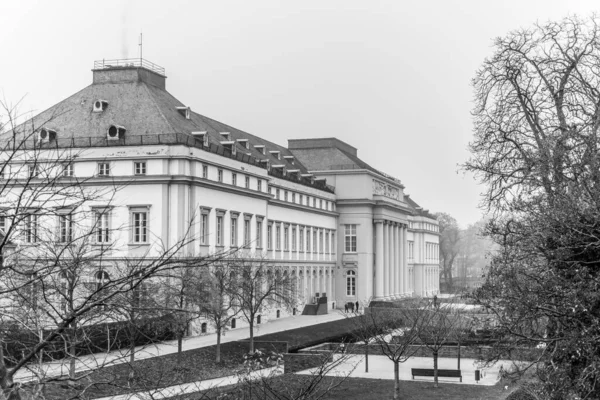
299, 354, 513, 386
15, 311, 347, 383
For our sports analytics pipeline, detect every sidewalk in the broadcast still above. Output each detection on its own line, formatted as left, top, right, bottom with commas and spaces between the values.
15, 311, 347, 383
299, 354, 512, 386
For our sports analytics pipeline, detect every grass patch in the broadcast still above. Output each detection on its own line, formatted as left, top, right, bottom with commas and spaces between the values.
166, 376, 516, 400
35, 316, 361, 399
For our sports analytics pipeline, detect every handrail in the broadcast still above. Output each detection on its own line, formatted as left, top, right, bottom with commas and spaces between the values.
93, 59, 166, 75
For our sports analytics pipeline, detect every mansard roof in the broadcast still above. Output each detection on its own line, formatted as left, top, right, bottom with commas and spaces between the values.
2, 63, 332, 193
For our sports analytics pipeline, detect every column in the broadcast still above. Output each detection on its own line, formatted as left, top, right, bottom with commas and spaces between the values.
375, 220, 384, 299
387, 223, 397, 299
393, 224, 399, 297
403, 226, 408, 295
397, 225, 403, 295
383, 222, 390, 298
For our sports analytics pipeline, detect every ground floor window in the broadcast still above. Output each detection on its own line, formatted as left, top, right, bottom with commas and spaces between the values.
231, 318, 236, 328
346, 270, 356, 296
201, 322, 207, 333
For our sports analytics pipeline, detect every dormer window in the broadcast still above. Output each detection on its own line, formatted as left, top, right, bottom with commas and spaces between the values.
38, 128, 57, 143
176, 106, 191, 119
259, 159, 271, 171
269, 150, 281, 160
254, 145, 265, 155
192, 131, 208, 146
220, 132, 231, 141
237, 139, 249, 149
283, 155, 295, 165
93, 100, 109, 113
221, 141, 237, 155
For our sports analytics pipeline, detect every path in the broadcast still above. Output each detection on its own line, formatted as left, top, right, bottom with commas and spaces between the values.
15, 311, 347, 383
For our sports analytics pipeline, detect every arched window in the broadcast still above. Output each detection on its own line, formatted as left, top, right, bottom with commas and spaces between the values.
346, 270, 356, 296
201, 322, 207, 333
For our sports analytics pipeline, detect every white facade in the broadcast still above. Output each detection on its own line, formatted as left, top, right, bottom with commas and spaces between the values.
0, 61, 439, 333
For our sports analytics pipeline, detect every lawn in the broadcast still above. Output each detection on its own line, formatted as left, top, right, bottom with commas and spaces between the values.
35, 316, 361, 399
167, 376, 516, 400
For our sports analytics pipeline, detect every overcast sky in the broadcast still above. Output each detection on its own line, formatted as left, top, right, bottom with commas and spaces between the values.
1, 0, 598, 226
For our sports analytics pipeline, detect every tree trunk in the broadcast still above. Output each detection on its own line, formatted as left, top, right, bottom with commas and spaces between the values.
433, 350, 439, 388
249, 321, 255, 354
177, 330, 183, 365
68, 326, 77, 385
393, 361, 400, 400
0, 345, 21, 400
216, 327, 222, 363
364, 342, 369, 373
128, 331, 136, 383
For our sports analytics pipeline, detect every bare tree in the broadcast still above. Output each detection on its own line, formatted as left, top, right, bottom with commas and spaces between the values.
416, 298, 471, 388
199, 262, 239, 363
435, 213, 462, 290
465, 14, 600, 399
0, 100, 222, 400
350, 302, 428, 400
228, 254, 293, 354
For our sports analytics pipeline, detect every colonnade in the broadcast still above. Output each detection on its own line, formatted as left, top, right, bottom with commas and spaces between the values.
295, 265, 335, 303
374, 220, 408, 299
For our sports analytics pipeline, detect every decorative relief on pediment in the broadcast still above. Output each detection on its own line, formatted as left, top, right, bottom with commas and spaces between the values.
373, 179, 401, 200
373, 179, 386, 195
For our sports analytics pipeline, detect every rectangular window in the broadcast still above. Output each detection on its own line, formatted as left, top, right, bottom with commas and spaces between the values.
276, 225, 281, 251
408, 241, 414, 260
24, 214, 38, 243
319, 230, 324, 254
230, 216, 238, 247
218, 169, 223, 182
312, 198, 316, 208
313, 230, 317, 253
202, 165, 208, 179
244, 219, 251, 246
200, 213, 209, 245
232, 173, 237, 186
257, 180, 262, 192
58, 214, 73, 243
63, 164, 74, 177
320, 199, 323, 209
292, 193, 296, 203
284, 191, 288, 201
284, 226, 289, 251
299, 194, 303, 205
325, 231, 329, 254
216, 216, 224, 246
256, 220, 263, 248
345, 224, 357, 252
267, 223, 273, 250
132, 211, 148, 243
134, 161, 146, 175
98, 162, 110, 176
245, 176, 250, 189
95, 211, 110, 243
29, 164, 40, 178
276, 188, 280, 200
306, 228, 311, 253
299, 227, 304, 252
292, 227, 297, 251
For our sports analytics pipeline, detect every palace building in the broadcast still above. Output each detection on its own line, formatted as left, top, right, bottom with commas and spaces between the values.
0, 59, 439, 330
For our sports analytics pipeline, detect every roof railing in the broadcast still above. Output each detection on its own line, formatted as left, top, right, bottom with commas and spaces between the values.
93, 58, 166, 76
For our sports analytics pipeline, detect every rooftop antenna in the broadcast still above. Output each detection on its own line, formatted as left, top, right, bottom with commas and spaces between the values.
139, 32, 143, 64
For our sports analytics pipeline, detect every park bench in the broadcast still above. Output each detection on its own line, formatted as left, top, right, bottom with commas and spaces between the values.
411, 368, 462, 382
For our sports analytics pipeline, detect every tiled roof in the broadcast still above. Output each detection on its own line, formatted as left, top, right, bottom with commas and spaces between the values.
2, 68, 319, 183
404, 195, 436, 220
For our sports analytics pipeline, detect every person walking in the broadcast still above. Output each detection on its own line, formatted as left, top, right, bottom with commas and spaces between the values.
355, 301, 359, 312
344, 303, 348, 313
